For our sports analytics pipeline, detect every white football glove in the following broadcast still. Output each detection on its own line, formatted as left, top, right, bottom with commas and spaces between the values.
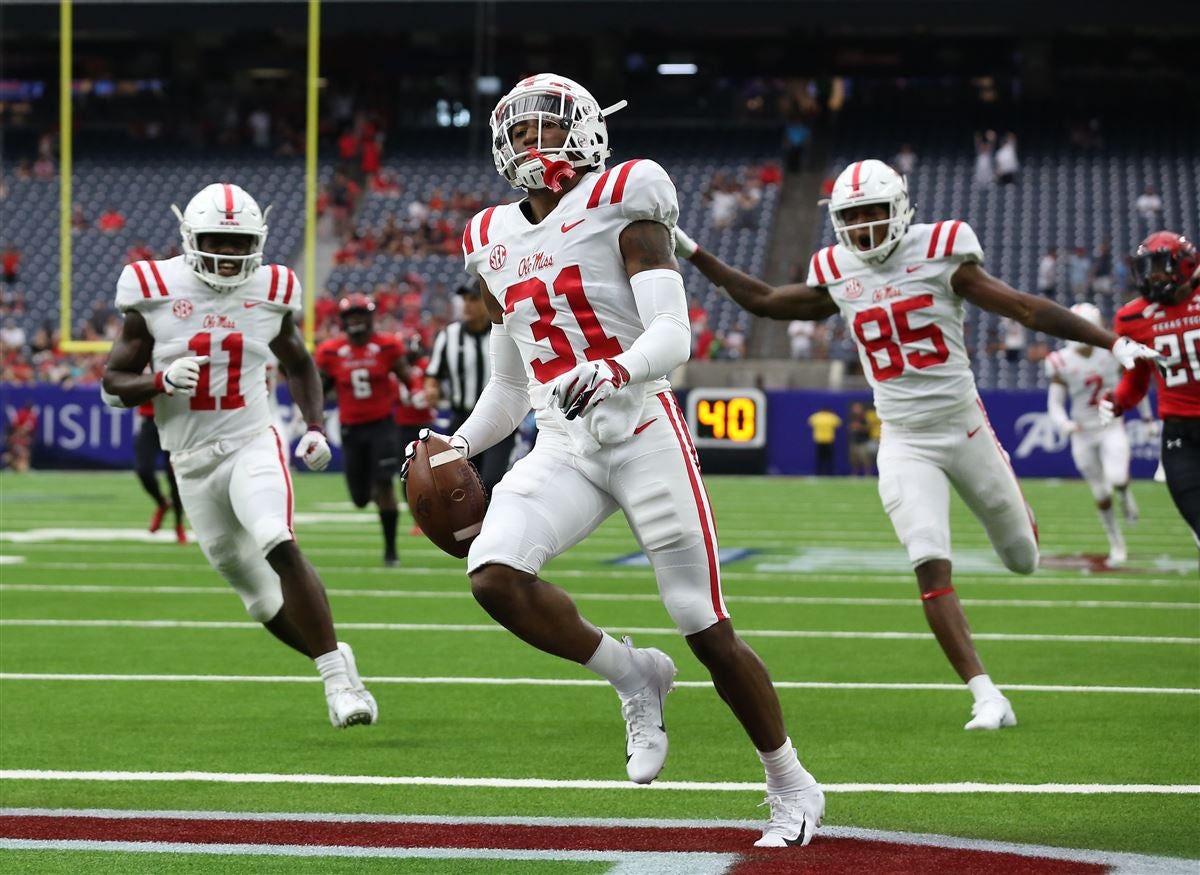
161, 355, 209, 396
1098, 393, 1122, 426
673, 226, 700, 260
401, 427, 469, 481
549, 359, 631, 421
294, 428, 332, 471
1061, 419, 1081, 435
1111, 336, 1161, 370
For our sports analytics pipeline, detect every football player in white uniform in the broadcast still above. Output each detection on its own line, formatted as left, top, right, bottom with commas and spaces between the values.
101, 183, 377, 729
673, 159, 1161, 730
403, 74, 823, 848
1045, 303, 1153, 566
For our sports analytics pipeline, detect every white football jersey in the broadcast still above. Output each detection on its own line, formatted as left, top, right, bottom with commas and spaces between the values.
807, 221, 983, 426
463, 159, 678, 432
115, 255, 303, 452
1044, 345, 1122, 431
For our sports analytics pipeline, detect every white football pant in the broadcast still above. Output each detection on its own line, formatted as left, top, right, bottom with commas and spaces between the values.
1069, 424, 1131, 502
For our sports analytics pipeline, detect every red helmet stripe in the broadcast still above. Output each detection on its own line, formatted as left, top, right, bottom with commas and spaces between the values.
586, 167, 614, 209
811, 252, 827, 286
926, 221, 945, 259
610, 159, 643, 205
850, 161, 864, 192
222, 183, 235, 220
824, 247, 841, 281
943, 221, 962, 257
147, 260, 169, 296
479, 207, 497, 247
268, 265, 280, 302
131, 262, 151, 298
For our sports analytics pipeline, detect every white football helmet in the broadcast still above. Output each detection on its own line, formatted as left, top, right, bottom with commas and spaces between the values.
171, 183, 270, 290
1069, 302, 1103, 351
489, 73, 627, 191
827, 159, 914, 264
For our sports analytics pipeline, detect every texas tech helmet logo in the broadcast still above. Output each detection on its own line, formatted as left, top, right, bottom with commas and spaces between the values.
489, 244, 508, 271
172, 299, 194, 319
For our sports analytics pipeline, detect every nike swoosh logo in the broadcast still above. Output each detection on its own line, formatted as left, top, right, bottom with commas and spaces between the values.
905, 265, 921, 273
243, 302, 262, 309
633, 418, 658, 435
561, 219, 586, 233
967, 426, 982, 438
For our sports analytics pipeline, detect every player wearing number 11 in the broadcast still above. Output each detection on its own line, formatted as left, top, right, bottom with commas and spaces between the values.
673, 159, 1162, 731
101, 183, 378, 730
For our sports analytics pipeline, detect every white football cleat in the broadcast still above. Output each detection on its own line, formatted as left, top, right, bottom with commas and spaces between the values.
619, 637, 676, 784
754, 784, 825, 848
331, 641, 378, 726
964, 696, 1017, 731
1106, 545, 1127, 568
326, 686, 376, 728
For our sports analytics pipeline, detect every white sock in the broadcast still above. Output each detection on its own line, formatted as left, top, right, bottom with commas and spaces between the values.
967, 673, 1002, 703
1098, 507, 1124, 552
584, 632, 642, 696
756, 737, 816, 796
315, 649, 350, 693
1118, 487, 1138, 518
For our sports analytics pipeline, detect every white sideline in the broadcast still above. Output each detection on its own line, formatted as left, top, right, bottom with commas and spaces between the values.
2, 770, 1197, 794
2, 617, 1196, 645
1, 810, 1195, 875
3, 583, 1197, 612
1, 672, 1196, 696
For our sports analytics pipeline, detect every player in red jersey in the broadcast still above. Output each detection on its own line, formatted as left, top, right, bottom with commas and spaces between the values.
315, 294, 411, 566
1102, 231, 1200, 547
134, 399, 186, 543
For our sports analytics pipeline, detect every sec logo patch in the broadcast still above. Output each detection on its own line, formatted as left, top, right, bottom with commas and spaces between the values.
489, 244, 507, 271
172, 299, 194, 319
844, 279, 864, 300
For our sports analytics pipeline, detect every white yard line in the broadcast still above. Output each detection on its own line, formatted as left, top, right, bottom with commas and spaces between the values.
2, 583, 1196, 611
1, 672, 1195, 695
2, 617, 1195, 645
1, 770, 1196, 794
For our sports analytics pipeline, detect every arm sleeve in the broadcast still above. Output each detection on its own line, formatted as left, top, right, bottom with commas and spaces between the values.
451, 323, 531, 458
611, 268, 692, 383
1114, 360, 1153, 409
1047, 382, 1072, 431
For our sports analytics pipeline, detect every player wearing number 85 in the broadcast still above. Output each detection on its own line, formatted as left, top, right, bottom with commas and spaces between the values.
101, 182, 378, 730
673, 158, 1162, 731
423, 73, 824, 848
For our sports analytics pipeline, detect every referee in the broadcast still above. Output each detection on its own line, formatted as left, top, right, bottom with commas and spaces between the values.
425, 283, 517, 496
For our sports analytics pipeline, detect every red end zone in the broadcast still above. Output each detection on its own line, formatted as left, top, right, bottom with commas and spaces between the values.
0, 812, 1113, 874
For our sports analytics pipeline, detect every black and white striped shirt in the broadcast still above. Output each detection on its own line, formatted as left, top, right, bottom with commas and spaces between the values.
427, 321, 490, 415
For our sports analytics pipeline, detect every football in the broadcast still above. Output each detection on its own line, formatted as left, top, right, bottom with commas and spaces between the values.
404, 435, 488, 558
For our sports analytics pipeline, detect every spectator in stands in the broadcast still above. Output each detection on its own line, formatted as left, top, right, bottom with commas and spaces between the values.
994, 133, 1019, 184
1, 317, 27, 351
999, 316, 1027, 363
33, 154, 55, 182
97, 206, 127, 233
2, 245, 19, 285
848, 402, 872, 477
1114, 255, 1133, 297
15, 160, 33, 183
706, 176, 739, 231
1091, 240, 1114, 296
808, 406, 841, 476
71, 202, 89, 232
328, 171, 359, 239
973, 131, 996, 188
758, 162, 783, 187
360, 133, 382, 181
735, 180, 763, 231
723, 323, 747, 359
788, 319, 815, 359
1135, 185, 1162, 227
893, 143, 917, 176
691, 311, 716, 359
371, 168, 402, 196
4, 403, 38, 472
125, 240, 155, 264
1037, 246, 1059, 299
1068, 246, 1093, 299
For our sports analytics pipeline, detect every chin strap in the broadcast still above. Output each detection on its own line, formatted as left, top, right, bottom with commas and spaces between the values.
526, 147, 577, 193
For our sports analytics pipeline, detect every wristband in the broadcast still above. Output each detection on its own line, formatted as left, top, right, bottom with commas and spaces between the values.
306, 422, 325, 434
154, 372, 166, 393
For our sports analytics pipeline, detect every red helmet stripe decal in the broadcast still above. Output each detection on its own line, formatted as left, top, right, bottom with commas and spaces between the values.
283, 269, 296, 306
850, 161, 864, 191
609, 159, 643, 206
586, 167, 614, 209
130, 262, 151, 298
147, 260, 169, 296
479, 207, 497, 247
222, 183, 235, 220
824, 247, 841, 281
943, 220, 962, 257
926, 221, 945, 259
811, 253, 827, 286
268, 265, 280, 302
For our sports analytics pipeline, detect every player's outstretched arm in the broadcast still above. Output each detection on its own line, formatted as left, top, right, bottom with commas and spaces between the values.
101, 311, 159, 406
674, 226, 838, 321
271, 313, 326, 429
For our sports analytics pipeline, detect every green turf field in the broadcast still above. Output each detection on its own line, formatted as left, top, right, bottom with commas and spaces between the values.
1, 470, 1197, 871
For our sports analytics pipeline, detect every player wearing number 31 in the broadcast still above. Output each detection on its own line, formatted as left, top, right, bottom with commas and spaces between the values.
673, 159, 1162, 731
101, 182, 378, 730
410, 74, 825, 848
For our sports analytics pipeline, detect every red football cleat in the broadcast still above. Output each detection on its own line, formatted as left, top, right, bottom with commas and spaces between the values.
149, 504, 167, 533
175, 522, 187, 544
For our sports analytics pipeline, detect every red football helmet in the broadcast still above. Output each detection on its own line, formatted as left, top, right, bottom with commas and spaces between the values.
1132, 231, 1198, 305
338, 293, 376, 340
